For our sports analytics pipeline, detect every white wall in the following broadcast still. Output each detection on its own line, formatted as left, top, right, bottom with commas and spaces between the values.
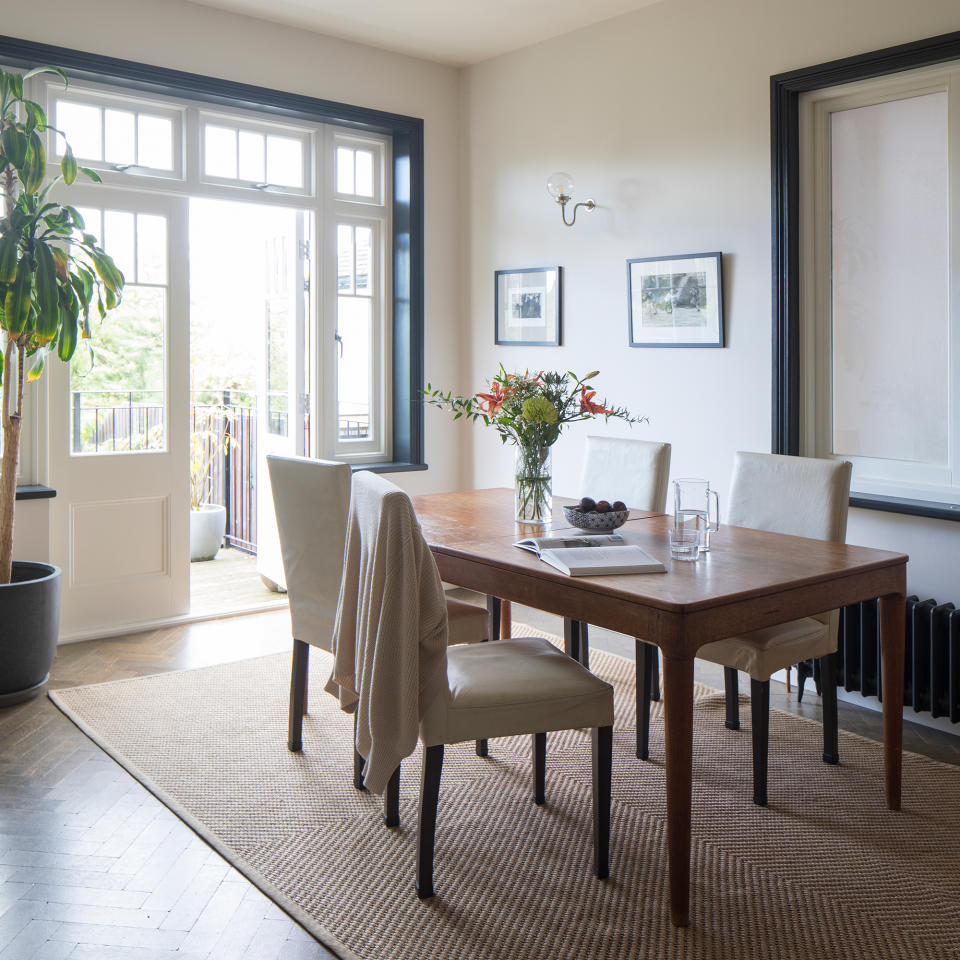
462, 0, 960, 599
3, 0, 467, 502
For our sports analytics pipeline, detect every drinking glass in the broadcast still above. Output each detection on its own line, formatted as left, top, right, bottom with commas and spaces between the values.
673, 478, 720, 552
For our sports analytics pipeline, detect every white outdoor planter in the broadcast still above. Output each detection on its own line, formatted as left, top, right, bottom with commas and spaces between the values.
190, 504, 227, 562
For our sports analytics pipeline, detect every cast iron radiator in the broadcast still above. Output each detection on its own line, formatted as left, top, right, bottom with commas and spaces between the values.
800, 596, 960, 723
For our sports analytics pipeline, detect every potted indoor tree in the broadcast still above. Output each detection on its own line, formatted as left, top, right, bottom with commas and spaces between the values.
189, 404, 234, 562
0, 67, 124, 704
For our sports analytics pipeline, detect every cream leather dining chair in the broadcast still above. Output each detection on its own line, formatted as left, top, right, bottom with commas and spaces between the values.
636, 451, 853, 806
327, 471, 615, 898
567, 436, 671, 758
267, 455, 488, 799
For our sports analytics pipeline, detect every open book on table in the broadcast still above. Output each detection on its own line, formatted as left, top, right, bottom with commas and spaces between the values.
513, 533, 666, 577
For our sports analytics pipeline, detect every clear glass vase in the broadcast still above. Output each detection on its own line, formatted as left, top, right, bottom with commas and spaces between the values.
514, 444, 553, 524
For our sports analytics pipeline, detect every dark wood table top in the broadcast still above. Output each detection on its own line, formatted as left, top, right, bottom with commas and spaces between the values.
414, 488, 907, 612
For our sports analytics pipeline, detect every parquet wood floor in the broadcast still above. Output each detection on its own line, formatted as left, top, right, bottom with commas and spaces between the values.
0, 609, 336, 960
3, 599, 958, 960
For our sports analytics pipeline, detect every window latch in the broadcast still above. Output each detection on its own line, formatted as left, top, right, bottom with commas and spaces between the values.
334, 331, 343, 357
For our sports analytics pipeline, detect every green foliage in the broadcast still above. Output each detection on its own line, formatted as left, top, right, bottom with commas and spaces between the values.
0, 66, 124, 383
424, 367, 645, 453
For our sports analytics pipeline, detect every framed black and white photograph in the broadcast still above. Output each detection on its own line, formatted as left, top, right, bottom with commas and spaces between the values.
627, 252, 723, 347
495, 266, 562, 346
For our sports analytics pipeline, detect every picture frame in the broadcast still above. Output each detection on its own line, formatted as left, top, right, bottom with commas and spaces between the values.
495, 266, 562, 346
626, 252, 724, 348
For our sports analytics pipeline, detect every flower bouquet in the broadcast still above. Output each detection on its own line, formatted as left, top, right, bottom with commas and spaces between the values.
425, 368, 644, 523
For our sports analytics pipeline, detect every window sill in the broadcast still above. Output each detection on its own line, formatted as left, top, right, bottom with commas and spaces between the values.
351, 461, 428, 475
15, 485, 57, 501
850, 492, 960, 523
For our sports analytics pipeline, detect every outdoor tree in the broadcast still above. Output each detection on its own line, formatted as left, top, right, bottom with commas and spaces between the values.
0, 66, 125, 583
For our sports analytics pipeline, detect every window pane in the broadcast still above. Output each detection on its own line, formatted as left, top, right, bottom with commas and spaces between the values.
266, 302, 289, 437
204, 125, 237, 178
337, 297, 371, 440
238, 130, 265, 182
103, 211, 136, 284
336, 146, 355, 194
266, 135, 303, 188
137, 215, 167, 285
73, 206, 102, 242
831, 93, 948, 464
104, 109, 136, 166
138, 114, 173, 170
70, 286, 166, 454
56, 100, 102, 161
355, 227, 372, 295
337, 225, 354, 294
355, 150, 374, 197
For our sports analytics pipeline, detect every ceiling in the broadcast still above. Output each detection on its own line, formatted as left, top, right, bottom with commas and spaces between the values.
184, 0, 665, 66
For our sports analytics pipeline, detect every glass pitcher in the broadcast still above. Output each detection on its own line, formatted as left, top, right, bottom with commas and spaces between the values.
673, 478, 720, 552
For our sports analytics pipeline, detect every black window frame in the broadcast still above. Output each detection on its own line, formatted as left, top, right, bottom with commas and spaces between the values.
771, 29, 960, 521
0, 33, 426, 474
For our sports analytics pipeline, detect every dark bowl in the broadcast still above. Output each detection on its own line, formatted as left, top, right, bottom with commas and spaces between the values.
562, 505, 629, 531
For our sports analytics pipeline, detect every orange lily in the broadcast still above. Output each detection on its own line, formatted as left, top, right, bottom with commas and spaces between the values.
579, 386, 613, 416
476, 380, 508, 415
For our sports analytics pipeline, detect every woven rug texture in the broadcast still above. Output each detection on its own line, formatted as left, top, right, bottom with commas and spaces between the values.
50, 626, 960, 960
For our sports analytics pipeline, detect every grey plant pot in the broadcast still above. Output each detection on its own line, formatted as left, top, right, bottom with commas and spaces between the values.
190, 504, 227, 562
0, 561, 62, 706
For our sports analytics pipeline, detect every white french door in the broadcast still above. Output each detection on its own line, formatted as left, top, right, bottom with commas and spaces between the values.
255, 210, 310, 590
47, 188, 190, 640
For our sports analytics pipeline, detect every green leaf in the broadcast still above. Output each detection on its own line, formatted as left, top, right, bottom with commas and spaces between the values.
61, 144, 77, 185
57, 305, 78, 361
9, 72, 23, 100
0, 232, 20, 283
1, 125, 28, 169
33, 243, 60, 344
23, 66, 68, 87
23, 130, 47, 193
79, 166, 102, 183
27, 350, 45, 382
4, 258, 33, 335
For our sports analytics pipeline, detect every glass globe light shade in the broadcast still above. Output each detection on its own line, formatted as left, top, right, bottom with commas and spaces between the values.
546, 171, 575, 200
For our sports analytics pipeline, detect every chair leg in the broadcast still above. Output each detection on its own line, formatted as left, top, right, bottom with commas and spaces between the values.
476, 597, 502, 758
287, 640, 309, 752
533, 732, 546, 805
724, 666, 740, 730
592, 725, 613, 879
353, 713, 366, 791
650, 646, 661, 701
383, 764, 401, 828
580, 623, 590, 670
821, 652, 840, 765
416, 744, 444, 899
563, 617, 581, 662
751, 678, 770, 806
635, 639, 654, 760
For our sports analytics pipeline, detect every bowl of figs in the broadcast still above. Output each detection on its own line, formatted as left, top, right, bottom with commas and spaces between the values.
563, 497, 630, 531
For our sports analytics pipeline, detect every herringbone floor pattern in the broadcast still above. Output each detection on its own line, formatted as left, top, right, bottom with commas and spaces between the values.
0, 609, 335, 960
3, 601, 959, 960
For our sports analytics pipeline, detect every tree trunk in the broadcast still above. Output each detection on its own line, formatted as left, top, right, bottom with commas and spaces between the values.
0, 333, 21, 584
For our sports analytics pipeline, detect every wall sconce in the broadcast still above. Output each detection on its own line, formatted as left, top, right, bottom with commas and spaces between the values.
546, 171, 596, 227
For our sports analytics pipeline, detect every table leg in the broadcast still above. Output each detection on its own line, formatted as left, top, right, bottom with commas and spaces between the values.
500, 600, 512, 639
662, 653, 695, 927
477, 596, 502, 757
880, 592, 905, 811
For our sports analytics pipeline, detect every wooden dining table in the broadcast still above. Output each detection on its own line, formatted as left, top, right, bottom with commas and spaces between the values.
412, 488, 908, 927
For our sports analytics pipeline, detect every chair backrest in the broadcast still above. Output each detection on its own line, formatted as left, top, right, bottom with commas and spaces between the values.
579, 436, 672, 512
267, 454, 351, 651
726, 452, 852, 543
329, 471, 449, 792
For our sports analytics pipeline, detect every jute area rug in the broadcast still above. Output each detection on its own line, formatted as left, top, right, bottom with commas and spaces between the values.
50, 626, 960, 960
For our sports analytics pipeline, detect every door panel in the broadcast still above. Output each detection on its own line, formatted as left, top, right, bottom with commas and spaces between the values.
48, 188, 189, 640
